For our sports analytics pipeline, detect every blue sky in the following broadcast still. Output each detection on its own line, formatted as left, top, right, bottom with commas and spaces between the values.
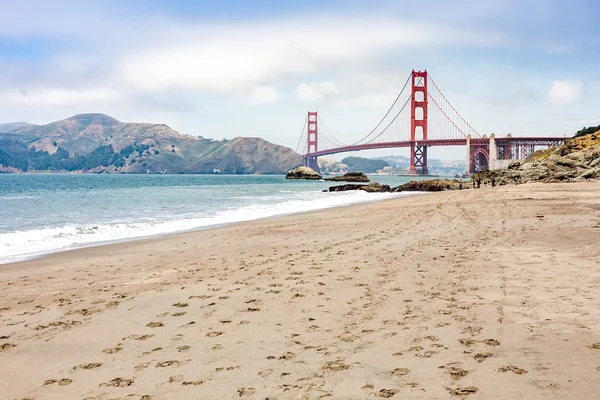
0, 0, 599, 159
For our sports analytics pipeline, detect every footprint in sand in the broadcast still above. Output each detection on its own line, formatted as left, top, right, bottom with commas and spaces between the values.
279, 351, 295, 360
135, 362, 152, 371
237, 387, 256, 396
498, 365, 528, 374
146, 322, 164, 328
258, 369, 274, 377
156, 360, 182, 368
173, 302, 189, 308
391, 368, 409, 376
482, 339, 500, 346
177, 346, 190, 353
447, 386, 478, 396
142, 347, 163, 355
102, 343, 123, 354
206, 331, 224, 337
473, 352, 493, 362
182, 380, 204, 386
377, 388, 400, 398
440, 365, 470, 380
100, 377, 134, 387
0, 343, 16, 352
73, 362, 103, 371
322, 360, 350, 371
124, 334, 154, 341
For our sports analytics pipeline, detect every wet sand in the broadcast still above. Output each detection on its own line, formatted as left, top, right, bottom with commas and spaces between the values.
1, 182, 600, 399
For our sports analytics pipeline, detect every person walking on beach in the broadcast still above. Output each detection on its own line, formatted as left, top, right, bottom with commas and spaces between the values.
472, 179, 476, 189
491, 177, 496, 187
476, 178, 481, 188
513, 176, 518, 185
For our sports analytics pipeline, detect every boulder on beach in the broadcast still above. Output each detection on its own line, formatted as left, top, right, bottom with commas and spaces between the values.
285, 166, 322, 180
392, 179, 464, 192
328, 182, 391, 193
360, 182, 391, 193
328, 184, 364, 192
324, 172, 370, 182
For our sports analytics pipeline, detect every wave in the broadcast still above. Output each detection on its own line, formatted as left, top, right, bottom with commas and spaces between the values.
0, 190, 416, 264
0, 195, 36, 200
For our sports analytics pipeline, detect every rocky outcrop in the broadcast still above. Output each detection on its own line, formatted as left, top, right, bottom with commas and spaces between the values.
286, 166, 322, 180
392, 179, 465, 192
328, 182, 391, 192
473, 130, 600, 184
324, 172, 370, 182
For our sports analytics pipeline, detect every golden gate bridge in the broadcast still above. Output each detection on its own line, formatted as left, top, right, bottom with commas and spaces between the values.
298, 70, 565, 174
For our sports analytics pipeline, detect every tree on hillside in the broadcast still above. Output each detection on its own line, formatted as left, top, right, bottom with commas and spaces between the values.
575, 124, 600, 138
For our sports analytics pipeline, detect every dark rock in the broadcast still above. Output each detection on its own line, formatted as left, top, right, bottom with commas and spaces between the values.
392, 179, 464, 192
360, 182, 391, 192
324, 172, 370, 182
328, 182, 391, 192
285, 166, 322, 180
328, 184, 366, 192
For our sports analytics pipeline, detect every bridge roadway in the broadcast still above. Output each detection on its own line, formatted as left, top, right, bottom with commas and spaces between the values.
304, 137, 566, 158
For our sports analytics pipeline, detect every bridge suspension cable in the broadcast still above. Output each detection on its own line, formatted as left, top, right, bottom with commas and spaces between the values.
294, 114, 308, 154
317, 116, 347, 147
351, 72, 412, 145
428, 75, 482, 138
362, 95, 411, 144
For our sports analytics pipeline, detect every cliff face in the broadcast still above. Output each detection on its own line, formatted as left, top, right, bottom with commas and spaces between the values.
475, 130, 600, 184
186, 137, 302, 174
0, 114, 302, 174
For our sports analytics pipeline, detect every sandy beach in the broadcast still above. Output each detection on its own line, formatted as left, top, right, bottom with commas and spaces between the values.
1, 182, 600, 400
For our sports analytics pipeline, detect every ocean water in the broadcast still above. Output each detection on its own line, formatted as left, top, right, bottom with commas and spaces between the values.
0, 174, 429, 264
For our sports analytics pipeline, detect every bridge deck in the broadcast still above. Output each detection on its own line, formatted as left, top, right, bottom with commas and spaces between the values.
304, 137, 565, 158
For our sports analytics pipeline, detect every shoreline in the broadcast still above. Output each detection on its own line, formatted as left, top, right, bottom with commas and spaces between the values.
0, 191, 422, 268
1, 182, 599, 399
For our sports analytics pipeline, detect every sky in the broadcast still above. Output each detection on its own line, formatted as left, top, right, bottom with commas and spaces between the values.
0, 0, 599, 160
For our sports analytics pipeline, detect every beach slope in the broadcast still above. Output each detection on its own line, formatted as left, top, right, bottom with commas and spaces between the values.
1, 182, 600, 399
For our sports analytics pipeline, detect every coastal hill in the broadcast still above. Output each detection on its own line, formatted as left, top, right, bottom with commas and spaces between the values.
186, 137, 302, 174
0, 113, 301, 174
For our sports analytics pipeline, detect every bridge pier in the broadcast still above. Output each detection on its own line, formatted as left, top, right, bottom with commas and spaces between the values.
303, 156, 320, 173
408, 142, 428, 175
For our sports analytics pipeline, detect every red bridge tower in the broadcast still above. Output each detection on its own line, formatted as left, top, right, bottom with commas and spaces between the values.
304, 111, 320, 172
409, 70, 429, 175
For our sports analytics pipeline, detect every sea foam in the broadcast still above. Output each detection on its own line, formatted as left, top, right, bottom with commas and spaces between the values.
0, 190, 413, 264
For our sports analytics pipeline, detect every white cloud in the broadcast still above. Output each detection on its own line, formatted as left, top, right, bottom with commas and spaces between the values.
297, 82, 337, 102
116, 17, 507, 95
243, 86, 282, 105
2, 88, 121, 106
549, 80, 582, 104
